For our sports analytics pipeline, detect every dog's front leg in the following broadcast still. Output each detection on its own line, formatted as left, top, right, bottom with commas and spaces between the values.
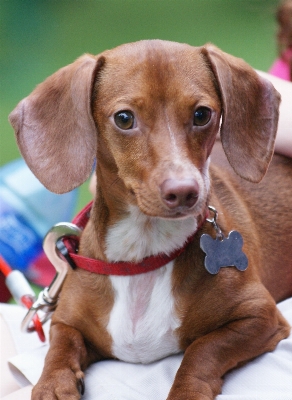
167, 303, 289, 400
32, 323, 92, 400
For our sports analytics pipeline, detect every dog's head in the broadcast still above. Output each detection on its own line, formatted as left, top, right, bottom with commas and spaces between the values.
9, 40, 280, 219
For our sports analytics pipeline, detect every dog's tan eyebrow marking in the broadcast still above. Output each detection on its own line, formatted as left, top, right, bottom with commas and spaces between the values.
106, 97, 146, 117
112, 96, 145, 107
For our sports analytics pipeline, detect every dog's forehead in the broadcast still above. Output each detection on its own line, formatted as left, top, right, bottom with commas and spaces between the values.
104, 39, 197, 61
97, 40, 216, 101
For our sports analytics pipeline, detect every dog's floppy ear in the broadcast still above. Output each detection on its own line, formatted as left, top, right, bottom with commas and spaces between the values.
9, 54, 104, 193
202, 45, 280, 183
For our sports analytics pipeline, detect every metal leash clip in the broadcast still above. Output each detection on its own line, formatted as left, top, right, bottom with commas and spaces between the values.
206, 205, 224, 241
21, 222, 82, 333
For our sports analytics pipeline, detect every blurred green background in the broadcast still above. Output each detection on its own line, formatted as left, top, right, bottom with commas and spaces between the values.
0, 0, 280, 212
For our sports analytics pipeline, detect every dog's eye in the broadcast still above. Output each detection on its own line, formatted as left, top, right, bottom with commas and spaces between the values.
114, 111, 135, 130
193, 107, 211, 126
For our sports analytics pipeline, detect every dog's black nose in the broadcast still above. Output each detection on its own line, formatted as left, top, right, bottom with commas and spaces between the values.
160, 178, 199, 209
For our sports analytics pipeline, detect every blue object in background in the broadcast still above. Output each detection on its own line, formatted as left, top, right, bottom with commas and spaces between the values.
0, 158, 78, 277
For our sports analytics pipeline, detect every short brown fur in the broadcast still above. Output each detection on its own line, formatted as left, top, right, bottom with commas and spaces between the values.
9, 40, 292, 399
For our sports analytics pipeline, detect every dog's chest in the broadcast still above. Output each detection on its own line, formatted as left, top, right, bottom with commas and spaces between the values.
106, 262, 181, 364
104, 206, 197, 363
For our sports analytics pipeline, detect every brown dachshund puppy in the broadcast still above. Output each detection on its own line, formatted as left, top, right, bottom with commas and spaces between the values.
9, 40, 292, 399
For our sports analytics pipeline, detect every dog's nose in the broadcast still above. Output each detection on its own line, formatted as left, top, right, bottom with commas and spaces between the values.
160, 178, 199, 209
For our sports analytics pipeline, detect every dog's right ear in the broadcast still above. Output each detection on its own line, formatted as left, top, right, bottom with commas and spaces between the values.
9, 55, 105, 194
201, 45, 280, 183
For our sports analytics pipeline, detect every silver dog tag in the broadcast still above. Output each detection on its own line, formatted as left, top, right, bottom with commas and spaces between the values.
200, 206, 248, 274
200, 230, 248, 274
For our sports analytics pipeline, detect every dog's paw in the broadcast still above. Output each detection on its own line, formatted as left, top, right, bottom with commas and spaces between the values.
31, 369, 85, 400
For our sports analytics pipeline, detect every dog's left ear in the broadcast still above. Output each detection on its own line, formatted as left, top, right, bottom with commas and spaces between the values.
202, 45, 281, 183
9, 55, 104, 193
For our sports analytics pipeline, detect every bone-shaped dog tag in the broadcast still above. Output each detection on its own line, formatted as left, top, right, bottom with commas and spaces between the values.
200, 230, 248, 275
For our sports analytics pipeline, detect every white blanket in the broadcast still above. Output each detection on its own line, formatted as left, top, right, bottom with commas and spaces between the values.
1, 298, 292, 400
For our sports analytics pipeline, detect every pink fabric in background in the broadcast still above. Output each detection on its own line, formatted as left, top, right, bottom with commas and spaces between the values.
269, 48, 292, 80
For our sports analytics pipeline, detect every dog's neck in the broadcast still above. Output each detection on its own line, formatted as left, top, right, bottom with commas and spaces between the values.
105, 204, 198, 262
82, 155, 208, 263
84, 187, 201, 264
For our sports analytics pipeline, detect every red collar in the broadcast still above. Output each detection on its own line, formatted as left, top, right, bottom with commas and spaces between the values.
64, 202, 206, 276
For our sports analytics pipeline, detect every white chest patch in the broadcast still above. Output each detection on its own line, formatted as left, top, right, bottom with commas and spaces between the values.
107, 261, 181, 364
105, 206, 198, 363
105, 205, 198, 262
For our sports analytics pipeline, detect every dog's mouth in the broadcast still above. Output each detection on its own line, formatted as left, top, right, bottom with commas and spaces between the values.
160, 207, 201, 220
167, 211, 195, 219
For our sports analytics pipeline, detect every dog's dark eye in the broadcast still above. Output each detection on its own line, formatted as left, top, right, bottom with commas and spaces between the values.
114, 111, 135, 130
193, 107, 211, 126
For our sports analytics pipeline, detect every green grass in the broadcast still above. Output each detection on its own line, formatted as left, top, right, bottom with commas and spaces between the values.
0, 0, 279, 211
